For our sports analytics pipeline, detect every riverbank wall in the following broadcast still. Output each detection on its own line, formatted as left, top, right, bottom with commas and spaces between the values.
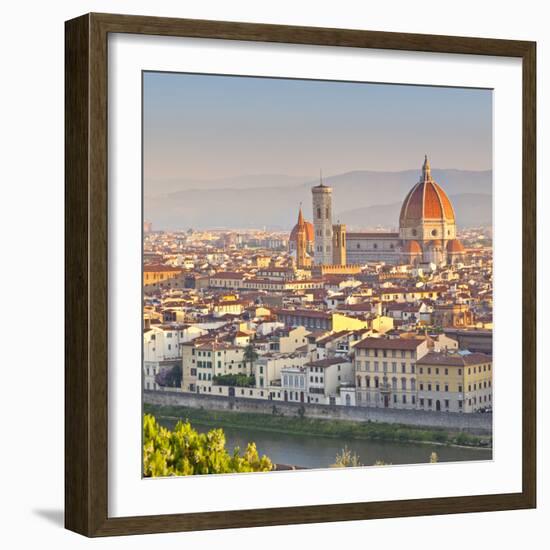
144, 390, 492, 435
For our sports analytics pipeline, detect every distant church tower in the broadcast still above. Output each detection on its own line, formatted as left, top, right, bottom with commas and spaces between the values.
295, 206, 311, 269
312, 174, 333, 265
332, 222, 346, 266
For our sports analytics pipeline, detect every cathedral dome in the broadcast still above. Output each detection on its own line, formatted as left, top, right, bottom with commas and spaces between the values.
402, 240, 422, 254
399, 156, 456, 226
290, 220, 314, 244
447, 239, 465, 253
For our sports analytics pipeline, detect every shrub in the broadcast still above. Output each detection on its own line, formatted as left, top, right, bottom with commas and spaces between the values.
331, 446, 362, 468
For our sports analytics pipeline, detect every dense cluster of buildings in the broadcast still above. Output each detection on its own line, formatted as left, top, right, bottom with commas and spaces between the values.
143, 157, 493, 415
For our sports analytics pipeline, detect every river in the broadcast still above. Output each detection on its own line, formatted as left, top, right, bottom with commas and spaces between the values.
157, 417, 492, 468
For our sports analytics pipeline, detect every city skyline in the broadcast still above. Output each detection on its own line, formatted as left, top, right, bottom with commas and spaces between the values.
142, 73, 493, 474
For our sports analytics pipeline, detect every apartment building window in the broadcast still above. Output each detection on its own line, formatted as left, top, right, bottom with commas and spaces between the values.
392, 362, 397, 373
392, 377, 397, 390
458, 369, 462, 375
374, 377, 379, 388
383, 362, 388, 373
365, 361, 370, 371
458, 400, 463, 409
445, 384, 449, 392
412, 395, 416, 405
401, 363, 407, 374
445, 399, 450, 409
374, 361, 379, 372
445, 368, 449, 375
428, 399, 433, 408
402, 395, 407, 404
427, 368, 431, 375
436, 384, 440, 392
366, 377, 370, 388
393, 395, 397, 403
420, 383, 424, 391
428, 384, 432, 391
420, 398, 425, 407
458, 385, 463, 392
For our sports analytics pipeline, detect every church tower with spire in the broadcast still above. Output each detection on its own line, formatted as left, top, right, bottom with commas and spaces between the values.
295, 206, 311, 269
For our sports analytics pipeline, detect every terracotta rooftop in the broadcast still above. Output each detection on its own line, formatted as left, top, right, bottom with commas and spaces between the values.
417, 351, 492, 366
354, 337, 426, 350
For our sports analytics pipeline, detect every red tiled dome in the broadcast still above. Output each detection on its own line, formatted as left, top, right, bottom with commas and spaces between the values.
447, 239, 465, 253
400, 156, 456, 226
402, 240, 422, 254
290, 221, 314, 243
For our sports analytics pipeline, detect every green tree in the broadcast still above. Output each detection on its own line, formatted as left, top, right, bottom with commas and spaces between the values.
154, 364, 182, 388
212, 373, 255, 387
243, 343, 258, 372
143, 414, 273, 477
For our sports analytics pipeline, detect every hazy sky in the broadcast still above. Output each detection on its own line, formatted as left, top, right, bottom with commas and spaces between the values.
143, 72, 492, 181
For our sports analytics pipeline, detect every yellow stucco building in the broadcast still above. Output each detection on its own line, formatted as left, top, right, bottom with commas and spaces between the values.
416, 351, 492, 413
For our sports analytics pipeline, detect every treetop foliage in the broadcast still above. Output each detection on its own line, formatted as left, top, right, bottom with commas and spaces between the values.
143, 414, 273, 477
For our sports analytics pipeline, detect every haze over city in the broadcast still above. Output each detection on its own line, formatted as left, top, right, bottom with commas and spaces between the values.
143, 72, 492, 231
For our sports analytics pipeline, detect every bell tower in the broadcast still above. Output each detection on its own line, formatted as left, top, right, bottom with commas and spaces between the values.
312, 172, 333, 265
332, 222, 346, 266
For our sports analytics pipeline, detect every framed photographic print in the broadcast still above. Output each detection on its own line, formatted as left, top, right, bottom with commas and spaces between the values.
65, 13, 536, 537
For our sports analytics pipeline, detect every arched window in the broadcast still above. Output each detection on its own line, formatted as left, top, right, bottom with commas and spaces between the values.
401, 377, 407, 391
392, 377, 397, 390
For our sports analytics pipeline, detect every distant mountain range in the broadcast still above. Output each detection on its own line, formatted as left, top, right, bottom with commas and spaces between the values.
144, 169, 492, 231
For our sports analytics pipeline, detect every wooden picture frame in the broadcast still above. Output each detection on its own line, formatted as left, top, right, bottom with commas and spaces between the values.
65, 12, 536, 537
